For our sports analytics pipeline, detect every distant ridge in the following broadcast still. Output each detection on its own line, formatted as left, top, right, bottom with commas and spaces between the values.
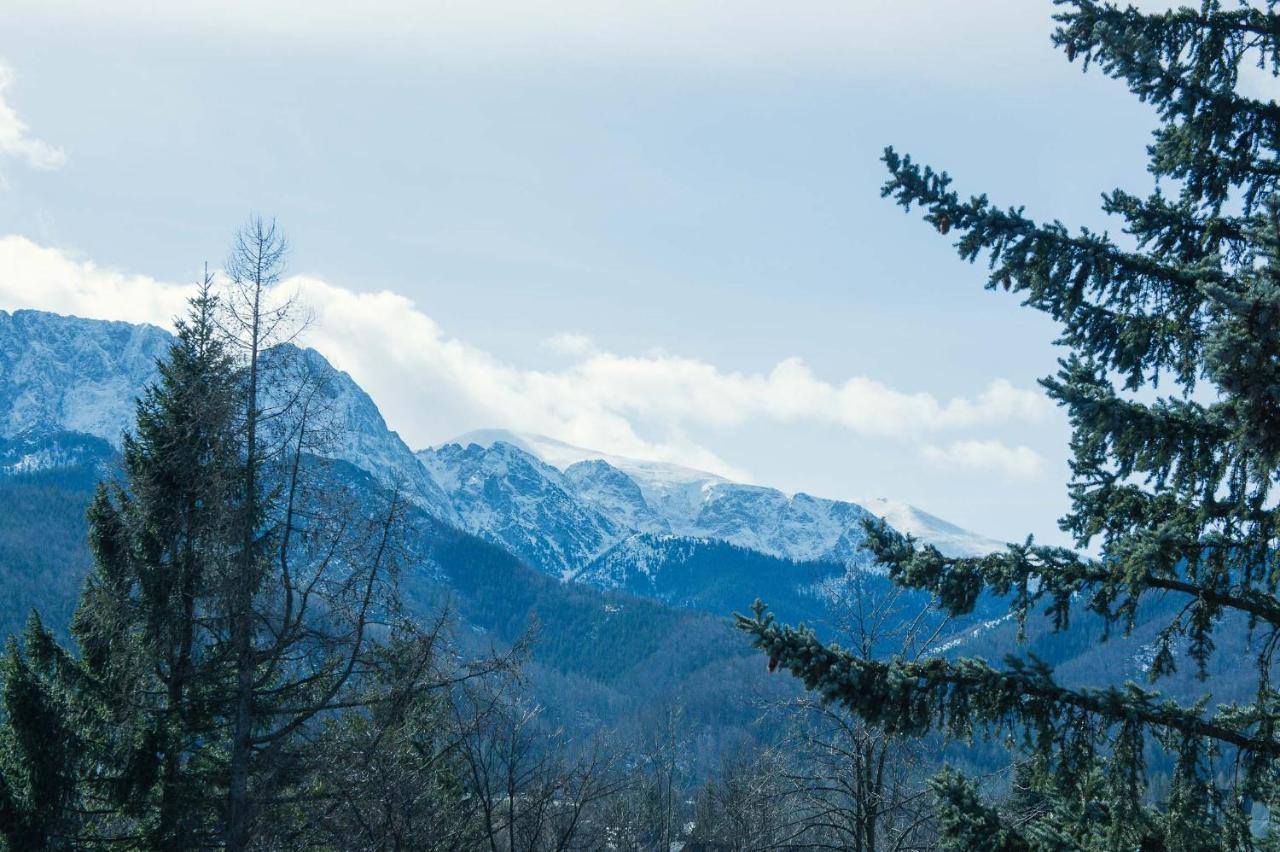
0, 309, 1003, 595
435, 428, 1004, 560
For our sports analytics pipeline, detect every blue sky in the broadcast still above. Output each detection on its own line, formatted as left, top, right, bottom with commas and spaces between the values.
0, 1, 1176, 544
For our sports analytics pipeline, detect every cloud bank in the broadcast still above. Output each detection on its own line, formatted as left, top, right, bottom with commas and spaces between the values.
0, 234, 1048, 481
921, 440, 1044, 480
4, 1, 1057, 78
0, 63, 64, 173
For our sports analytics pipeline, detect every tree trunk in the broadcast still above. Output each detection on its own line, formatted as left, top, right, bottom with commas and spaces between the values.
227, 277, 262, 852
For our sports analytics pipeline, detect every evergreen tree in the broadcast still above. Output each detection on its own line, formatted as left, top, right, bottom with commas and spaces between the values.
0, 228, 450, 849
0, 278, 242, 849
0, 613, 90, 850
739, 1, 1280, 846
81, 274, 241, 847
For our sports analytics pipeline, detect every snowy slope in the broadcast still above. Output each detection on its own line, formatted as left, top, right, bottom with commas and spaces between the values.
0, 310, 170, 444
0, 310, 456, 521
0, 429, 116, 476
562, 459, 671, 535
440, 429, 1001, 562
416, 441, 622, 578
857, 497, 1004, 558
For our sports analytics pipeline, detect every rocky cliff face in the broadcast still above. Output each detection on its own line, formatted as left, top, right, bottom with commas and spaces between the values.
0, 309, 457, 521
417, 441, 624, 578
0, 310, 169, 444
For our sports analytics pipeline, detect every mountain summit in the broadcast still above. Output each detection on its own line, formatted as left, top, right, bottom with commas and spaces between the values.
0, 310, 1001, 592
430, 428, 1003, 565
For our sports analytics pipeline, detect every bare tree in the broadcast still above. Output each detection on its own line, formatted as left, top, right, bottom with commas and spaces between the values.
452, 677, 625, 852
777, 576, 946, 851
220, 215, 292, 849
691, 576, 946, 851
209, 216, 422, 849
689, 745, 794, 850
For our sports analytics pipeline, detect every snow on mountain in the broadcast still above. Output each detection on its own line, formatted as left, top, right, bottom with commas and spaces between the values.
449, 429, 728, 494
0, 309, 1000, 597
0, 429, 116, 476
271, 346, 458, 522
416, 441, 625, 579
562, 459, 671, 535
438, 429, 1001, 562
857, 497, 1004, 558
575, 533, 694, 589
0, 310, 456, 521
0, 310, 170, 444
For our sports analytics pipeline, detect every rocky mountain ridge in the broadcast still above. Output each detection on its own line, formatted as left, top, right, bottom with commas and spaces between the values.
0, 309, 1002, 592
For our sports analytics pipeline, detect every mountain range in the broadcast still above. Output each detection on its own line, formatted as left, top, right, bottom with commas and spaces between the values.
0, 308, 1021, 736
1, 306, 1249, 776
0, 308, 1002, 594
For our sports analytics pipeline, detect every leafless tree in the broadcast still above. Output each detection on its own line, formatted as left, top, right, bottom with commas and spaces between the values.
208, 216, 424, 849
452, 678, 626, 852
778, 575, 946, 851
692, 575, 947, 851
689, 745, 794, 850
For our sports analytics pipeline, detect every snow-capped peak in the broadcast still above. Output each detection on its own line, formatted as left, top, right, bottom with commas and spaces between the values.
434, 429, 1004, 561
858, 497, 1005, 558
440, 429, 728, 491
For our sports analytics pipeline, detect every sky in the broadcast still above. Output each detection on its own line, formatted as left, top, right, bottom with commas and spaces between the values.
0, 1, 1199, 545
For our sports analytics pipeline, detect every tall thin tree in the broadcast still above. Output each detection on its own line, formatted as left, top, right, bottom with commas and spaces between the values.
221, 217, 290, 851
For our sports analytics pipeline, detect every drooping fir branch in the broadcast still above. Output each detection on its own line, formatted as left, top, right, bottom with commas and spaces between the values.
1053, 0, 1280, 212
855, 516, 1280, 686
860, 517, 1280, 634
880, 147, 1216, 389
927, 769, 1032, 852
734, 602, 1280, 760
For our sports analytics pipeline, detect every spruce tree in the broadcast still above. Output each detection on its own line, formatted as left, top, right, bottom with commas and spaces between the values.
0, 613, 90, 850
738, 1, 1280, 847
0, 278, 242, 849
77, 274, 242, 847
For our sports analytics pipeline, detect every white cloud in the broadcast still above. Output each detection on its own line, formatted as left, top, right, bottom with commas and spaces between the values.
921, 440, 1044, 480
0, 63, 64, 172
4, 1, 1061, 77
545, 332, 595, 356
0, 234, 1051, 479
0, 237, 188, 323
